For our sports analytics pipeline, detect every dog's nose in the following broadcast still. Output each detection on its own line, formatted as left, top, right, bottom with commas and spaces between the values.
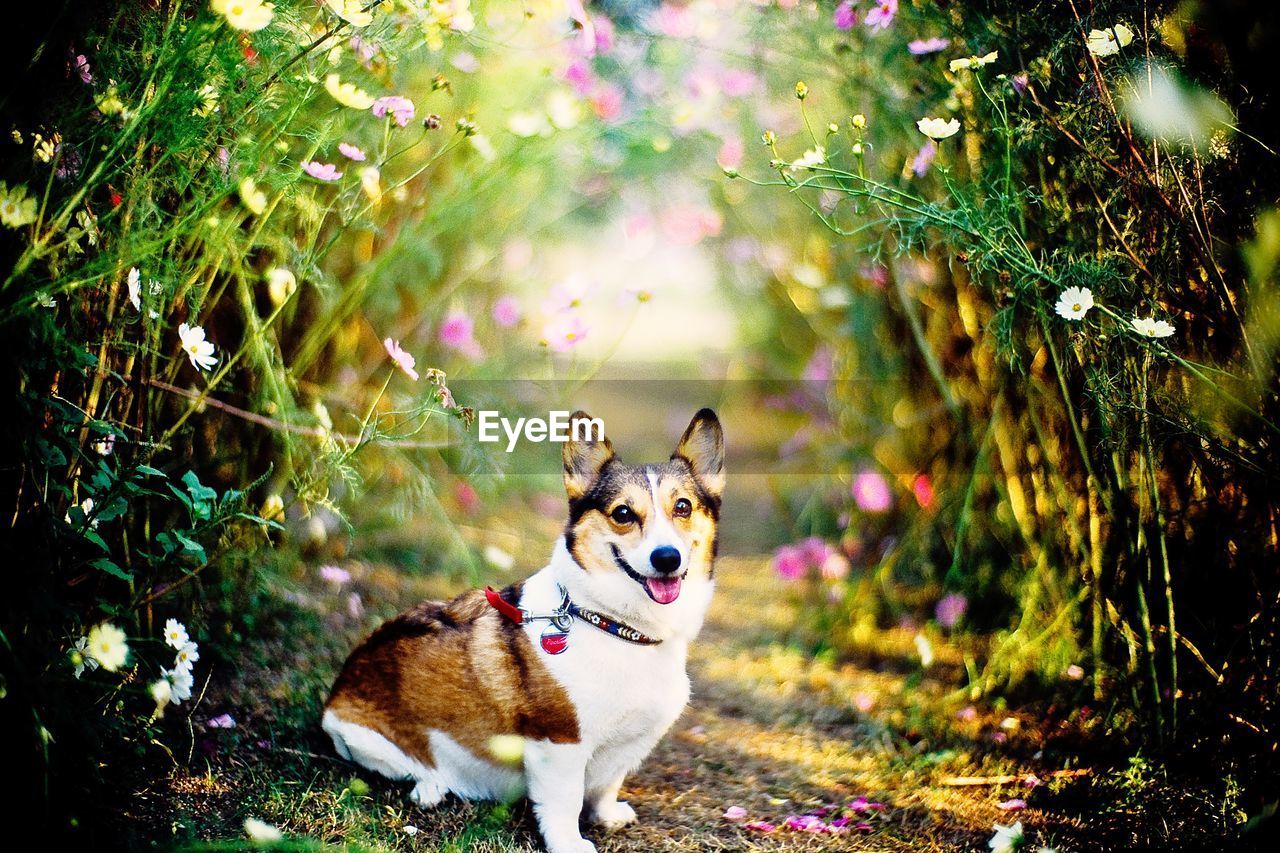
650, 546, 682, 574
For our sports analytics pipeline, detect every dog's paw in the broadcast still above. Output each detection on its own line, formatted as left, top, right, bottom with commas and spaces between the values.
545, 836, 598, 853
408, 777, 445, 808
591, 800, 637, 830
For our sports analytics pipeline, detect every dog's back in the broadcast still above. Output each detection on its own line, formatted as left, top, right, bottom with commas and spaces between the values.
323, 586, 579, 803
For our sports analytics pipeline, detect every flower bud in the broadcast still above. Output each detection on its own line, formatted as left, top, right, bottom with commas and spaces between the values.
794, 81, 809, 100
761, 130, 777, 146
850, 113, 867, 129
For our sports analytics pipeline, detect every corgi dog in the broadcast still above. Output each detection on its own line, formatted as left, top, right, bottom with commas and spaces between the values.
322, 409, 724, 853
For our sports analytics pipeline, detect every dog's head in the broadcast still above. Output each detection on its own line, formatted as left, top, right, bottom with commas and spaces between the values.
560, 409, 724, 613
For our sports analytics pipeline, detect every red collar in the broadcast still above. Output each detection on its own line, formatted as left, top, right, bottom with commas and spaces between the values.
484, 585, 662, 646
484, 585, 526, 623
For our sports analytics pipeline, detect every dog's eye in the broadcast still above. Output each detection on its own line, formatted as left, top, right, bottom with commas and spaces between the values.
610, 505, 635, 524
673, 498, 692, 518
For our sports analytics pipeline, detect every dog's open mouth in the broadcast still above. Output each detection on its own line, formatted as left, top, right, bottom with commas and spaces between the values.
611, 544, 685, 604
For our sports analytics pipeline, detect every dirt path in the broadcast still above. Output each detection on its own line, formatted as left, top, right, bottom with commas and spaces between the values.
592, 556, 1056, 852
146, 556, 1087, 851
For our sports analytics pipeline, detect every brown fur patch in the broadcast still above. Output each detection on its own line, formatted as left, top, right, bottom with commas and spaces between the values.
325, 585, 580, 769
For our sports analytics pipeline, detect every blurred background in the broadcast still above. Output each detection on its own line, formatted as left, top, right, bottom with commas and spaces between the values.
3, 0, 1280, 848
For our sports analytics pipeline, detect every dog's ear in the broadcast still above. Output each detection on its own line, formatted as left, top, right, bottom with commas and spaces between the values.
562, 410, 614, 500
673, 408, 724, 499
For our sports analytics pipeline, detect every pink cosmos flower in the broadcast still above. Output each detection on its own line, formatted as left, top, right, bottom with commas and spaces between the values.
957, 705, 978, 721
371, 96, 415, 127
852, 469, 892, 512
801, 536, 834, 567
349, 35, 377, 67
451, 51, 480, 73
784, 815, 826, 832
908, 37, 951, 55
542, 313, 589, 352
70, 52, 92, 84
772, 544, 806, 580
854, 692, 875, 712
649, 3, 697, 38
864, 0, 898, 31
302, 160, 343, 181
438, 310, 482, 359
206, 713, 236, 728
997, 799, 1027, 811
383, 337, 419, 380
821, 552, 851, 581
492, 296, 521, 328
723, 806, 747, 821
1011, 72, 1030, 96
660, 204, 722, 244
833, 1, 857, 29
320, 564, 351, 585
719, 69, 757, 97
912, 473, 935, 507
935, 592, 968, 629
590, 84, 624, 122
717, 137, 744, 170
562, 60, 594, 96
911, 140, 938, 177
802, 347, 833, 382
743, 821, 776, 833
338, 142, 366, 161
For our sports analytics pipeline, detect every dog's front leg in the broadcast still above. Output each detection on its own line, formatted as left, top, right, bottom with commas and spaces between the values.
585, 771, 636, 830
525, 740, 596, 853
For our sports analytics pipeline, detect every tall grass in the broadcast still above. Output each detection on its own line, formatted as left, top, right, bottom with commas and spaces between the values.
745, 0, 1279, 766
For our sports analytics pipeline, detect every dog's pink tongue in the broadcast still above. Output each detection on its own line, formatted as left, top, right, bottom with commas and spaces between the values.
645, 576, 682, 604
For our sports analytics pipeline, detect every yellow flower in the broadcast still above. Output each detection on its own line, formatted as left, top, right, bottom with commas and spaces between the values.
239, 177, 268, 215
95, 84, 126, 116
359, 166, 382, 204
323, 0, 373, 27
266, 268, 297, 306
32, 131, 61, 163
211, 0, 274, 33
951, 50, 999, 72
324, 73, 375, 109
917, 116, 961, 140
423, 0, 475, 51
86, 622, 130, 672
1, 182, 38, 228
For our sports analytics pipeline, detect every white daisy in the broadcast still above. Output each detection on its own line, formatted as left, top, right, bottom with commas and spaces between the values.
165, 665, 195, 703
1086, 24, 1134, 57
163, 618, 189, 650
917, 116, 961, 140
178, 322, 217, 371
127, 267, 141, 312
1131, 316, 1175, 338
989, 820, 1025, 852
173, 641, 200, 673
1054, 286, 1095, 320
86, 622, 129, 672
72, 636, 100, 679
